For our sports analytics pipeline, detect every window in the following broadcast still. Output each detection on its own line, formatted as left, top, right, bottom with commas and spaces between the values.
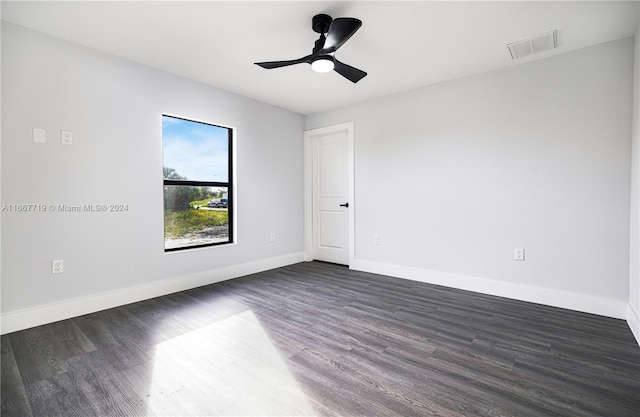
162, 115, 233, 251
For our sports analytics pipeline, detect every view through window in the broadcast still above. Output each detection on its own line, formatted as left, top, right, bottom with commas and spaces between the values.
162, 115, 233, 251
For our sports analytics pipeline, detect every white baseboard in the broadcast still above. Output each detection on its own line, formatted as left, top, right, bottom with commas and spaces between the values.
351, 259, 628, 320
1, 252, 304, 335
628, 304, 640, 346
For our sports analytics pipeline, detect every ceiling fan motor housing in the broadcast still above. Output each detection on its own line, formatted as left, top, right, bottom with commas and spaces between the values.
312, 14, 332, 33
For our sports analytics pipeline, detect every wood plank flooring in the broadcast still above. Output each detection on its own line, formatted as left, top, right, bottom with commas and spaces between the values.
2, 261, 639, 416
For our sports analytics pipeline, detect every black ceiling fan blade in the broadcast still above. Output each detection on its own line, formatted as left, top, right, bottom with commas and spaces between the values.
255, 55, 312, 69
333, 59, 367, 83
321, 18, 362, 53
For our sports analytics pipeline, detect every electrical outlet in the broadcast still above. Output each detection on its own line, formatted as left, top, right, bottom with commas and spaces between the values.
60, 130, 73, 145
373, 235, 379, 245
514, 248, 525, 261
269, 233, 275, 243
52, 259, 64, 274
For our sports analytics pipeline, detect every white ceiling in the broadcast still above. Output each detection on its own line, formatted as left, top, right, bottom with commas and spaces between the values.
2, 1, 639, 115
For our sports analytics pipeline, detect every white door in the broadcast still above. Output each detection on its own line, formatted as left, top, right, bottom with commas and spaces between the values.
306, 125, 352, 265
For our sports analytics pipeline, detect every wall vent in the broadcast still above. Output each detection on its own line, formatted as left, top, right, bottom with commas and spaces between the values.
507, 30, 557, 59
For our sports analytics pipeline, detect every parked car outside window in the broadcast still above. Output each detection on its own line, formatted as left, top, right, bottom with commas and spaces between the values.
207, 199, 228, 208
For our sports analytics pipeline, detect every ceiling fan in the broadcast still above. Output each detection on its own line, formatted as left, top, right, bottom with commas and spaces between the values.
254, 14, 367, 83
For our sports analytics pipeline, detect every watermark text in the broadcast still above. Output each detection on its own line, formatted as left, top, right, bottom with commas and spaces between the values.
2, 203, 129, 213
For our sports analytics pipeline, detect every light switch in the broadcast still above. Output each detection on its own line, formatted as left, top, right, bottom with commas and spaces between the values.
33, 128, 46, 143
60, 130, 73, 145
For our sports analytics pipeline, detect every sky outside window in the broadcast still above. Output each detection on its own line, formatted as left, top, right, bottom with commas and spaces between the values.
162, 115, 229, 182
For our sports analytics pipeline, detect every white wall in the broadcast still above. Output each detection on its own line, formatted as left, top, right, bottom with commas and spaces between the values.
629, 15, 640, 344
1, 23, 305, 333
306, 38, 635, 319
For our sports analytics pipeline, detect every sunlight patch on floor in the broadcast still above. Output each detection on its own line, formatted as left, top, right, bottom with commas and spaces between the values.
148, 310, 316, 416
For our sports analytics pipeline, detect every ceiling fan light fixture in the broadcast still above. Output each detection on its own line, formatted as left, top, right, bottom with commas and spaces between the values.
311, 57, 334, 73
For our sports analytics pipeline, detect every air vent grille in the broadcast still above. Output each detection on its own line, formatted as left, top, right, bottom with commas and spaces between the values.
507, 30, 557, 59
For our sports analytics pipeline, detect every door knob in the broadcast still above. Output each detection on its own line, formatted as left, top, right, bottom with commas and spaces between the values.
339, 203, 349, 208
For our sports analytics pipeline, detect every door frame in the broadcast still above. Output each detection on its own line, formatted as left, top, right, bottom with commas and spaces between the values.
304, 122, 355, 265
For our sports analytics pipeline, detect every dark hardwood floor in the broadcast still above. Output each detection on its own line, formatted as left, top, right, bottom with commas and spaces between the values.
2, 261, 639, 416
